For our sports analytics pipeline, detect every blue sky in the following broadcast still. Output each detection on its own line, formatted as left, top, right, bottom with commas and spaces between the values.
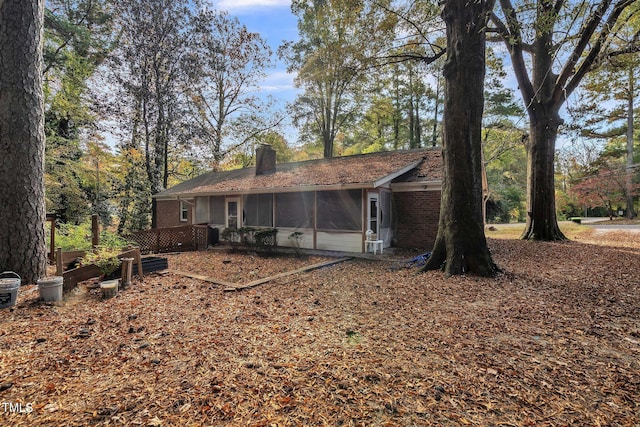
206, 0, 302, 144
209, 0, 300, 105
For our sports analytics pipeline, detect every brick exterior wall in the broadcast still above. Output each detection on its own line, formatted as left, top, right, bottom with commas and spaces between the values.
155, 199, 193, 229
394, 190, 441, 250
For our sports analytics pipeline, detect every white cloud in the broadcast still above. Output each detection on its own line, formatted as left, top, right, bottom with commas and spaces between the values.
212, 0, 290, 12
260, 70, 297, 93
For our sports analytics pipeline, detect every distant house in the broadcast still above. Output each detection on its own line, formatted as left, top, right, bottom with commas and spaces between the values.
152, 145, 443, 253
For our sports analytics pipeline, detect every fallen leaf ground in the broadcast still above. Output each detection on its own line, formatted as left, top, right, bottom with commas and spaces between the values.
164, 250, 334, 286
1, 230, 639, 426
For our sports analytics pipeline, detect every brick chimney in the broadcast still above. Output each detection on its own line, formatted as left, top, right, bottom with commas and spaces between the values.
255, 144, 276, 175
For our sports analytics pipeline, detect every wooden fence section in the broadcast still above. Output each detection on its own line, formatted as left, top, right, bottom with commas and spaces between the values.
125, 225, 210, 254
47, 213, 100, 265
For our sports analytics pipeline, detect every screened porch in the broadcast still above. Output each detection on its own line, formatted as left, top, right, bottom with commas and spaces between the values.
192, 188, 392, 253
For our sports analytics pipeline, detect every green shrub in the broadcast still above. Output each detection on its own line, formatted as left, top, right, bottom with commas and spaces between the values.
80, 247, 122, 276
220, 227, 233, 242
56, 222, 93, 251
221, 227, 277, 253
288, 231, 304, 257
56, 221, 131, 251
254, 228, 278, 253
221, 227, 251, 244
99, 230, 132, 249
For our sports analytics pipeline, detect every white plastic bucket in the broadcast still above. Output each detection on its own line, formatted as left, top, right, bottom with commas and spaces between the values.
0, 272, 21, 309
100, 279, 119, 298
38, 276, 63, 302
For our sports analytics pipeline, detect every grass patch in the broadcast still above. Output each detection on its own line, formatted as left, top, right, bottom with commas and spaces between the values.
486, 221, 590, 240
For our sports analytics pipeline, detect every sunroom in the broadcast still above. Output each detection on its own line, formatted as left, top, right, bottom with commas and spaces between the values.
191, 188, 392, 253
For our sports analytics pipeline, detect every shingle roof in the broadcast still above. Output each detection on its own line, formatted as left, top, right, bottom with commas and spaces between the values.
154, 148, 442, 199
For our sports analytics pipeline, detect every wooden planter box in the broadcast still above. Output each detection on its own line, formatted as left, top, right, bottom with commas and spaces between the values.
107, 256, 168, 279
61, 247, 145, 292
62, 265, 102, 292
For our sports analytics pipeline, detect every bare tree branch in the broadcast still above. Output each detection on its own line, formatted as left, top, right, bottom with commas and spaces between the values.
560, 0, 637, 102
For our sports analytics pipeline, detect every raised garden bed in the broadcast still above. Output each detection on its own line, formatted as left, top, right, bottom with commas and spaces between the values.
61, 247, 144, 291
133, 256, 168, 275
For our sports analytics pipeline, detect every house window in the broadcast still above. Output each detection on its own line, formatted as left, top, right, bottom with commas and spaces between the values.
317, 189, 362, 231
243, 194, 273, 227
209, 196, 225, 224
276, 192, 314, 228
180, 201, 188, 222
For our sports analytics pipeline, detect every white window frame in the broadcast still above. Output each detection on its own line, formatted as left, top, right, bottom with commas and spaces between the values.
180, 201, 189, 222
367, 193, 379, 236
226, 197, 241, 229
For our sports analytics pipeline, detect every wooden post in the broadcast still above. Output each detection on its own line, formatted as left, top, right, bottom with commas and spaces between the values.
120, 258, 134, 288
135, 247, 144, 279
56, 247, 63, 275
47, 214, 56, 264
91, 214, 100, 248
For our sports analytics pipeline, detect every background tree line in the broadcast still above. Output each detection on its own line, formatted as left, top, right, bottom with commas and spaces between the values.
42, 0, 283, 233
40, 0, 640, 236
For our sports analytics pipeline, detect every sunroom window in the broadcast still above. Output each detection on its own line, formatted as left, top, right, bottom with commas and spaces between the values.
317, 189, 362, 231
275, 192, 314, 228
243, 194, 273, 227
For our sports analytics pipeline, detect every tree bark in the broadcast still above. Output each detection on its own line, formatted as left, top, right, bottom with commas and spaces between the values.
423, 0, 497, 277
409, 69, 415, 148
518, 5, 567, 241
323, 132, 334, 158
520, 106, 567, 240
431, 76, 440, 147
625, 66, 635, 219
321, 85, 335, 158
0, 0, 48, 284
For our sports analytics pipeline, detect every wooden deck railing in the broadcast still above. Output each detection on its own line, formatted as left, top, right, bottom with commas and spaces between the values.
125, 225, 210, 254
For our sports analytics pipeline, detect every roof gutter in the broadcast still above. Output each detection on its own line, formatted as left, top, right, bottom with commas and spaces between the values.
177, 197, 194, 206
152, 182, 379, 200
390, 180, 442, 192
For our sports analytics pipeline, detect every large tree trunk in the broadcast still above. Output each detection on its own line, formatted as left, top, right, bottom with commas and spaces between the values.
625, 67, 635, 219
492, 1, 638, 240
520, 107, 567, 240
519, 5, 566, 242
431, 76, 440, 147
423, 0, 497, 277
0, 0, 47, 284
323, 132, 333, 158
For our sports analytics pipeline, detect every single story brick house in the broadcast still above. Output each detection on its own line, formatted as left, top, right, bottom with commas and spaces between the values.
152, 145, 443, 253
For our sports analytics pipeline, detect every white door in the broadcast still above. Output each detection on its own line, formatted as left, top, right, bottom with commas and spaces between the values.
367, 193, 379, 237
226, 197, 241, 229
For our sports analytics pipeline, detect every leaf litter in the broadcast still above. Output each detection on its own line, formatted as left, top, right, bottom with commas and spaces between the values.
1, 231, 640, 426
